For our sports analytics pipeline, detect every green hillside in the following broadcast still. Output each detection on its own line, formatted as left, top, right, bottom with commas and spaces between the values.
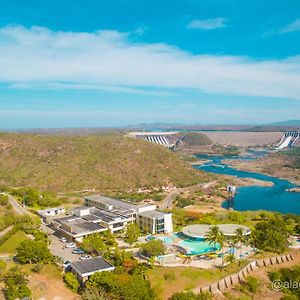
0, 133, 208, 192
177, 132, 212, 147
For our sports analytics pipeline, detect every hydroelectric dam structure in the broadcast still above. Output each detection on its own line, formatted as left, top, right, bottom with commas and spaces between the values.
128, 132, 178, 148
276, 131, 300, 150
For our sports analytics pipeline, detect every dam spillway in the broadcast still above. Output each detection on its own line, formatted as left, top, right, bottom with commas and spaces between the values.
276, 131, 300, 149
128, 131, 178, 148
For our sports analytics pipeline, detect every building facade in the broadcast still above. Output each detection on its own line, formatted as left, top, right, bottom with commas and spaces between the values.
137, 210, 173, 234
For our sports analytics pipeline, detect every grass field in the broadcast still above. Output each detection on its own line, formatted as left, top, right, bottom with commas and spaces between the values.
147, 262, 248, 299
0, 230, 28, 254
0, 132, 209, 192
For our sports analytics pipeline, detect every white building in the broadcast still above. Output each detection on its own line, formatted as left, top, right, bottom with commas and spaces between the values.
137, 210, 173, 234
37, 207, 65, 222
84, 195, 156, 214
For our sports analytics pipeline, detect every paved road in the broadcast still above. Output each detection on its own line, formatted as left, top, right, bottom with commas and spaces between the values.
7, 194, 27, 215
160, 180, 217, 209
0, 225, 13, 239
160, 191, 179, 209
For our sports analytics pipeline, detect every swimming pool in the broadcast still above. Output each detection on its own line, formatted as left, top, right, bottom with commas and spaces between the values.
154, 233, 220, 256
178, 239, 220, 255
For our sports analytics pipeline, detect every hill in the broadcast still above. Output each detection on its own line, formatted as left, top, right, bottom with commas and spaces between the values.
172, 132, 212, 150
269, 120, 300, 126
0, 133, 208, 192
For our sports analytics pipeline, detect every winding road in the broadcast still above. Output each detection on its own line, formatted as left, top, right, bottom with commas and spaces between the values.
160, 181, 217, 209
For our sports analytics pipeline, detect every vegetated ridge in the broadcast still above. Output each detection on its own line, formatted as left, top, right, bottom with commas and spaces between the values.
0, 133, 209, 192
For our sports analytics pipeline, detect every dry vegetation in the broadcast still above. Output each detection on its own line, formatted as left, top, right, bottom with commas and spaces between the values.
224, 148, 300, 185
0, 133, 209, 192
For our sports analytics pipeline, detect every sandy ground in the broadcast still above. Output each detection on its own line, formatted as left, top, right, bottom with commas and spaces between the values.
29, 272, 79, 300
199, 131, 282, 146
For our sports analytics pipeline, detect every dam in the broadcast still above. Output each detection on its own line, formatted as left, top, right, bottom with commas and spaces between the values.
276, 131, 300, 150
128, 132, 178, 148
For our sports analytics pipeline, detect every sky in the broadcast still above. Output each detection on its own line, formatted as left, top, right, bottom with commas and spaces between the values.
0, 0, 300, 128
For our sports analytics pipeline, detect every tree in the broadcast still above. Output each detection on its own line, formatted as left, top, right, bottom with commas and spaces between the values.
269, 266, 300, 299
64, 272, 80, 292
4, 267, 31, 300
140, 240, 165, 258
16, 240, 53, 264
224, 253, 236, 265
82, 233, 108, 255
233, 227, 245, 261
205, 226, 224, 251
87, 271, 156, 300
252, 216, 289, 253
125, 223, 140, 245
81, 286, 110, 300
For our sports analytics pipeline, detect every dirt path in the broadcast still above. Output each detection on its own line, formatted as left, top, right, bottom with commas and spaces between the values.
29, 272, 79, 300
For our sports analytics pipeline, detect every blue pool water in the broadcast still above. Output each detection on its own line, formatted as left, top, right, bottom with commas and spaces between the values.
178, 239, 219, 255
195, 151, 300, 214
156, 233, 219, 255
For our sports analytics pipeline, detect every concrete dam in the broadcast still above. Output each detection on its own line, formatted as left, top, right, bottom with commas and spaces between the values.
128, 132, 178, 148
276, 131, 300, 149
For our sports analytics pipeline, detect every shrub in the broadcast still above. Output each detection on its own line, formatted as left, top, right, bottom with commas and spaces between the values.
4, 267, 31, 300
64, 272, 80, 292
140, 240, 165, 258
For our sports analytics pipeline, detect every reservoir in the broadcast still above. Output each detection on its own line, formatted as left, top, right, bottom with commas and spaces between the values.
194, 151, 300, 215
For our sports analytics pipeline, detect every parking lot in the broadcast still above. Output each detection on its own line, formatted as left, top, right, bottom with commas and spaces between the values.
42, 224, 83, 263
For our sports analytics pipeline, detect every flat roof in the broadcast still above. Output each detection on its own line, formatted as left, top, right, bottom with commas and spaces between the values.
138, 210, 168, 218
182, 224, 251, 239
71, 256, 114, 276
84, 195, 153, 210
57, 217, 107, 235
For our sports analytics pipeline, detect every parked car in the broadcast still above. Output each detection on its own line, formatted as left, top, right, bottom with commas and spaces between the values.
59, 237, 67, 243
65, 242, 76, 248
63, 260, 71, 268
79, 255, 91, 260
72, 248, 85, 254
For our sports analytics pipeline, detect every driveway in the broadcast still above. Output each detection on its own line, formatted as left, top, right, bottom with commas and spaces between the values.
42, 224, 82, 263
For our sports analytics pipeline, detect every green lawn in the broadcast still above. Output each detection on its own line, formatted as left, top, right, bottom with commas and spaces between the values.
0, 230, 28, 254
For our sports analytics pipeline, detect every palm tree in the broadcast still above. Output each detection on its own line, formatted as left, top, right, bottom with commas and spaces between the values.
233, 228, 244, 263
206, 226, 225, 267
224, 253, 236, 265
205, 226, 222, 249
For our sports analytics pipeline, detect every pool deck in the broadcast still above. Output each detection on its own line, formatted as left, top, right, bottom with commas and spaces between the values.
158, 245, 254, 269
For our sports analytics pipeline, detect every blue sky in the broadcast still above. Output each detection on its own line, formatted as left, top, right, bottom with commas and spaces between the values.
0, 0, 300, 128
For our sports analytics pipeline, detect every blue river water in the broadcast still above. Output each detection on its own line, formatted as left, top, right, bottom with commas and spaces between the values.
194, 151, 300, 215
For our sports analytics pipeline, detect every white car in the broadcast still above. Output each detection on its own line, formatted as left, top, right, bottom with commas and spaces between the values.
59, 237, 67, 243
63, 260, 71, 268
79, 255, 91, 260
65, 242, 76, 248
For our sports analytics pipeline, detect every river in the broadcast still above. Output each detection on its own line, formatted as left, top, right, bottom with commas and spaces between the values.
194, 150, 300, 215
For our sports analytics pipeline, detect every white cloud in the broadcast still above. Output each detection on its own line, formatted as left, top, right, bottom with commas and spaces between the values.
187, 18, 227, 30
1, 25, 300, 100
280, 19, 300, 33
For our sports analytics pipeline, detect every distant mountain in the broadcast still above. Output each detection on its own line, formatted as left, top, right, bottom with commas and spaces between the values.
269, 120, 300, 126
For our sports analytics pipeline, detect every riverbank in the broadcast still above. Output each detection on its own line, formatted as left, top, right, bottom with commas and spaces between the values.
193, 152, 300, 214
223, 156, 300, 186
